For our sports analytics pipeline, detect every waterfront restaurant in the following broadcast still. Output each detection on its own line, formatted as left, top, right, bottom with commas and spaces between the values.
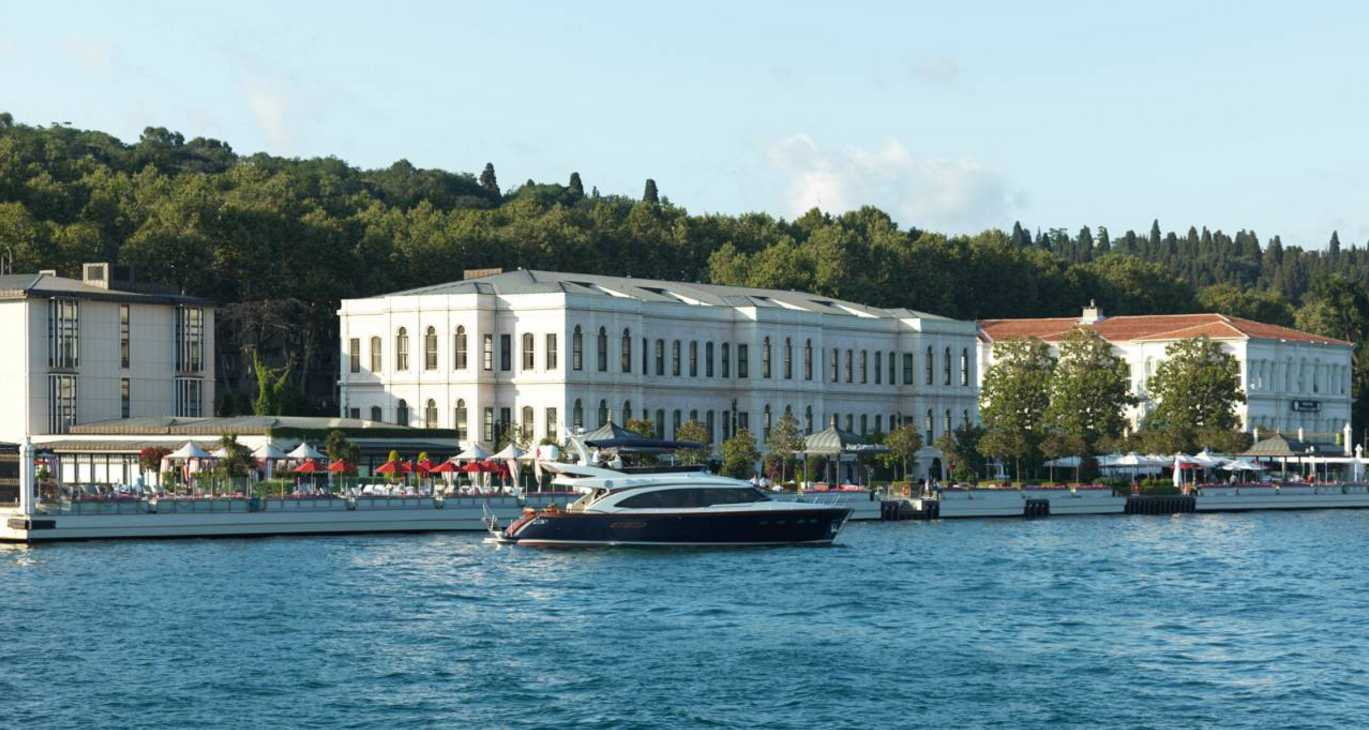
32, 415, 458, 487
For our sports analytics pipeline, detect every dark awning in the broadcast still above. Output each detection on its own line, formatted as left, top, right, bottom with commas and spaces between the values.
1242, 433, 1311, 458
580, 422, 701, 453
802, 425, 889, 456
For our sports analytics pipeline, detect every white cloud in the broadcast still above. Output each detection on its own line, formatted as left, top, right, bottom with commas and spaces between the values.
912, 56, 961, 85
64, 33, 113, 70
768, 134, 1022, 234
244, 83, 293, 147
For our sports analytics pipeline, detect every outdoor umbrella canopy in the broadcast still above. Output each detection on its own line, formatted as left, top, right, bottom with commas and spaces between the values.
459, 462, 484, 474
326, 459, 354, 473
252, 442, 287, 460
491, 444, 526, 461
210, 446, 233, 459
1219, 459, 1262, 472
288, 442, 326, 460
1173, 455, 1184, 488
417, 458, 436, 474
801, 425, 889, 456
429, 461, 458, 474
168, 442, 211, 460
455, 444, 493, 461
1191, 449, 1224, 468
294, 459, 321, 473
374, 461, 403, 475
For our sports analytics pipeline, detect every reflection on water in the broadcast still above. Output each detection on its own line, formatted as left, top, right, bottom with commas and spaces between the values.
2, 511, 1369, 729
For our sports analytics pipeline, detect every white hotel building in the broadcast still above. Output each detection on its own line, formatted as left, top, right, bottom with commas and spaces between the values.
0, 264, 214, 442
978, 305, 1355, 450
338, 270, 980, 478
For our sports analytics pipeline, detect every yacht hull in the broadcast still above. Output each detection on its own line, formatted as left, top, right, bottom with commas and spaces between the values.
497, 507, 852, 547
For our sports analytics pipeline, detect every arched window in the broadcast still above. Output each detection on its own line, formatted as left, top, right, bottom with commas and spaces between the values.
845, 413, 854, 432
522, 333, 535, 371
845, 349, 853, 383
925, 408, 934, 444
546, 333, 558, 370
396, 328, 409, 371
424, 327, 438, 370
396, 399, 409, 425
655, 339, 665, 375
706, 411, 715, 442
454, 326, 467, 370
805, 405, 814, 433
889, 352, 896, 388
706, 342, 715, 377
598, 399, 609, 427
522, 406, 534, 440
944, 409, 952, 436
370, 336, 382, 373
925, 346, 934, 385
1313, 359, 1322, 393
622, 329, 632, 373
763, 405, 772, 441
425, 399, 438, 428
689, 341, 698, 376
944, 347, 952, 385
783, 338, 793, 379
963, 409, 970, 426
655, 409, 666, 439
960, 348, 970, 386
860, 350, 868, 384
573, 399, 584, 431
875, 414, 882, 434
597, 327, 608, 372
672, 340, 682, 376
370, 405, 382, 422
860, 414, 868, 435
672, 409, 682, 437
623, 400, 632, 424
572, 326, 584, 371
762, 337, 772, 378
455, 399, 468, 440
875, 351, 882, 384
804, 339, 813, 380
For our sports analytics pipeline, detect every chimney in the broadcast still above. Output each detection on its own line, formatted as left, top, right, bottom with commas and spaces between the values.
1080, 300, 1104, 325
82, 263, 135, 291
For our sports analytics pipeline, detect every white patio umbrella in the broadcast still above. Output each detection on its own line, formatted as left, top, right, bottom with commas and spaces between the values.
253, 442, 286, 479
1219, 459, 1261, 472
1191, 449, 1224, 468
287, 442, 325, 460
491, 443, 526, 461
455, 443, 492, 461
1172, 454, 1185, 489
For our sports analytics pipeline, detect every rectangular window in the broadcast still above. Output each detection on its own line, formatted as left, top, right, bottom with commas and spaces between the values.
672, 341, 681, 376
175, 378, 203, 417
689, 341, 698, 377
926, 350, 934, 385
455, 404, 468, 440
830, 349, 839, 382
721, 343, 730, 378
349, 407, 360, 419
656, 340, 665, 376
706, 342, 714, 377
175, 306, 204, 373
875, 352, 882, 384
455, 330, 468, 370
371, 337, 382, 373
49, 374, 77, 433
845, 350, 853, 383
860, 351, 868, 384
546, 408, 558, 440
903, 353, 914, 385
890, 352, 896, 388
483, 407, 495, 443
349, 338, 361, 373
119, 304, 130, 369
120, 378, 130, 418
737, 344, 749, 379
546, 333, 558, 370
500, 407, 512, 439
522, 335, 535, 371
737, 411, 749, 434
49, 298, 79, 369
960, 350, 970, 386
500, 334, 512, 371
483, 334, 494, 371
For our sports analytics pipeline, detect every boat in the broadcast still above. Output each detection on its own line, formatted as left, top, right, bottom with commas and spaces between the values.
490, 437, 852, 547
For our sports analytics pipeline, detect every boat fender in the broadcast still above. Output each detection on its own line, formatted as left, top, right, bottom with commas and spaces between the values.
345, 496, 358, 511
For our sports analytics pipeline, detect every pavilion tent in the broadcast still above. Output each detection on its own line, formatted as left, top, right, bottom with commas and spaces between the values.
287, 442, 326, 461
801, 425, 889, 485
454, 443, 492, 462
582, 422, 702, 453
252, 442, 287, 479
167, 442, 212, 494
1241, 434, 1311, 480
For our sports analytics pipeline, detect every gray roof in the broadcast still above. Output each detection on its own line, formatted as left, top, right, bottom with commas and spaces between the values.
69, 415, 418, 436
0, 273, 210, 306
385, 269, 956, 322
802, 425, 889, 455
1242, 434, 1311, 458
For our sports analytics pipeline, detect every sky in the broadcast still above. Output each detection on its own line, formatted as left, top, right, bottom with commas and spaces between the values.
4, 1, 1368, 247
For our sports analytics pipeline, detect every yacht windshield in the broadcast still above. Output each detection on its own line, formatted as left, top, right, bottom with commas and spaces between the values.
615, 487, 770, 509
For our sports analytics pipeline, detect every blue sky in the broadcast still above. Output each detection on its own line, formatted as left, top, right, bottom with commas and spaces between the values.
4, 1, 1367, 246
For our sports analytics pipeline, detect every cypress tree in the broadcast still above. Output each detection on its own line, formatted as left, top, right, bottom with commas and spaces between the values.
1096, 226, 1111, 255
643, 179, 659, 204
1330, 230, 1342, 259
1149, 219, 1163, 256
569, 172, 584, 197
1012, 221, 1031, 247
1077, 226, 1094, 262
479, 163, 499, 193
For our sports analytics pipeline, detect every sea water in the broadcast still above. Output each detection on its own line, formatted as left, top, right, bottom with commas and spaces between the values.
2, 511, 1367, 729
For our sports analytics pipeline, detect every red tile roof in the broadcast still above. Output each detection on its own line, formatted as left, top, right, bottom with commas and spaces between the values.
977, 313, 1350, 346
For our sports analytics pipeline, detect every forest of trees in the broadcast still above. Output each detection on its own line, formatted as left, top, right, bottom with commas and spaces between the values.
2, 113, 1366, 425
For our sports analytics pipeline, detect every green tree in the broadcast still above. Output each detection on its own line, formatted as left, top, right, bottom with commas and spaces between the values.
214, 432, 253, 478
479, 162, 498, 193
881, 424, 923, 480
935, 423, 986, 483
763, 412, 805, 483
978, 426, 1028, 483
1197, 284, 1296, 327
625, 418, 655, 438
979, 337, 1055, 470
251, 348, 294, 416
1146, 336, 1246, 433
674, 419, 711, 465
720, 428, 759, 478
1039, 429, 1087, 483
643, 178, 659, 204
1045, 328, 1138, 454
568, 172, 584, 197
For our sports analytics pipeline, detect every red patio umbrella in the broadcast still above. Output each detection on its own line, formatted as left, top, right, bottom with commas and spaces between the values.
400, 461, 415, 474
417, 458, 436, 476
429, 461, 458, 474
374, 461, 401, 475
459, 461, 484, 474
326, 459, 354, 473
294, 459, 321, 473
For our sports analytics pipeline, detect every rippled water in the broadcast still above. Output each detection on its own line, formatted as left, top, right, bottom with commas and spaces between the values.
3, 511, 1368, 730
